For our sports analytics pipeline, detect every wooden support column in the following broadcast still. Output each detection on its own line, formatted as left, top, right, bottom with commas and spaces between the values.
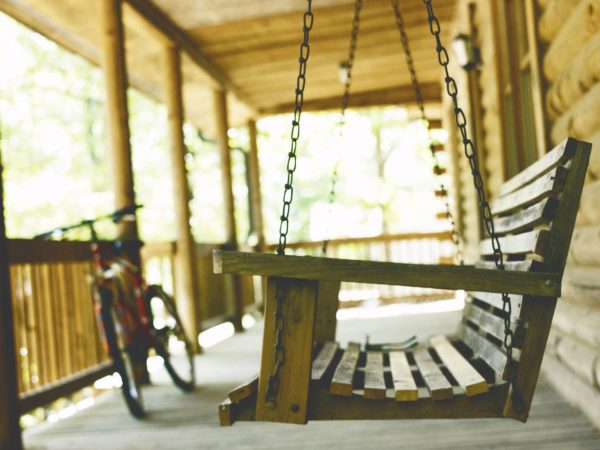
100, 0, 147, 381
0, 163, 23, 448
100, 0, 138, 242
213, 89, 243, 330
163, 44, 201, 352
247, 119, 265, 249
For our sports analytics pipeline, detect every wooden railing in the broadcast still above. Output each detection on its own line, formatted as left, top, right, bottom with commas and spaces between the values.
6, 239, 114, 414
264, 231, 456, 304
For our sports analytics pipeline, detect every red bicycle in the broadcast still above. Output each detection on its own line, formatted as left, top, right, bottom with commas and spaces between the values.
35, 205, 195, 418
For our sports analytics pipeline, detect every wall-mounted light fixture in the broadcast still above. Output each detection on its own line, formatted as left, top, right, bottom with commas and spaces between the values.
452, 33, 481, 71
338, 62, 349, 84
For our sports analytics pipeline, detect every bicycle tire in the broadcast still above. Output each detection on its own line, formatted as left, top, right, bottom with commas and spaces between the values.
99, 286, 145, 418
144, 285, 195, 392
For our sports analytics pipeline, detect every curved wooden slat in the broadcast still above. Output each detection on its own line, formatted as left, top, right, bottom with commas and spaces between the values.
413, 347, 453, 400
498, 138, 576, 196
463, 303, 525, 348
363, 352, 386, 400
389, 351, 418, 401
492, 167, 566, 215
479, 229, 549, 257
330, 342, 361, 396
429, 335, 488, 396
493, 198, 557, 235
457, 324, 507, 376
312, 342, 339, 381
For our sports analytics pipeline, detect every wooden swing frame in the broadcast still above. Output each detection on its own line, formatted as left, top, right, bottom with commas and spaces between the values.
215, 138, 591, 425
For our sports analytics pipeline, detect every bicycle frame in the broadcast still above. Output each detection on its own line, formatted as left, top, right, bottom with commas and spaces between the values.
90, 240, 158, 354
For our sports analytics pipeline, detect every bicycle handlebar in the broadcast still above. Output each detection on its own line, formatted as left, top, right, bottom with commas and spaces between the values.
34, 204, 143, 240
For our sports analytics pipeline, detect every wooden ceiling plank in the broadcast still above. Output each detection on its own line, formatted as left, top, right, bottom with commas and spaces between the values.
258, 82, 442, 115
124, 0, 255, 113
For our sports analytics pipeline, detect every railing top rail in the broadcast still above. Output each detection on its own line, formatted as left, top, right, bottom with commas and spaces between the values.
6, 239, 142, 264
263, 231, 454, 252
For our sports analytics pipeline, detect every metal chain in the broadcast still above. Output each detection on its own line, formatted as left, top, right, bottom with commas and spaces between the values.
422, 0, 522, 411
265, 283, 286, 410
276, 0, 314, 256
322, 0, 363, 256
267, 0, 314, 411
391, 0, 463, 264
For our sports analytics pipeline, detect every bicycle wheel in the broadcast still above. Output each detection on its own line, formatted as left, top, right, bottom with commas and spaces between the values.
99, 286, 145, 418
144, 285, 195, 392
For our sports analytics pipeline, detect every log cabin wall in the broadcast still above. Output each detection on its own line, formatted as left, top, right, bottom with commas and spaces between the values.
539, 0, 600, 429
448, 0, 600, 428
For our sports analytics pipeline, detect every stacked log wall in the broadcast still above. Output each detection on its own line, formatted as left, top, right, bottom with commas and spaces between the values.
449, 0, 600, 428
537, 0, 600, 430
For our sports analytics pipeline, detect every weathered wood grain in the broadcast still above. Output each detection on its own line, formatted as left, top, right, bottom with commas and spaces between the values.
463, 302, 525, 348
429, 335, 488, 396
498, 138, 575, 196
363, 352, 386, 400
492, 167, 566, 215
255, 277, 318, 424
314, 280, 341, 343
388, 351, 418, 401
413, 347, 453, 400
311, 342, 339, 382
330, 342, 361, 396
228, 376, 258, 404
479, 229, 549, 257
213, 251, 561, 297
458, 324, 507, 376
493, 198, 557, 235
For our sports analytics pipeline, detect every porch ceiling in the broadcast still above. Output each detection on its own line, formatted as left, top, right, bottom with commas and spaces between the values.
0, 0, 455, 136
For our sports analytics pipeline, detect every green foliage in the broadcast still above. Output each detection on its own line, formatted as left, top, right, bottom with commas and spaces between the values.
0, 12, 449, 246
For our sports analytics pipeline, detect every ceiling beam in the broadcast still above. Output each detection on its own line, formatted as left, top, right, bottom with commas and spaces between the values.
125, 0, 255, 113
258, 82, 442, 116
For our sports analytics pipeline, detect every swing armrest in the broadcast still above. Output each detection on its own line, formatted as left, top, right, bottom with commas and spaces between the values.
213, 251, 561, 297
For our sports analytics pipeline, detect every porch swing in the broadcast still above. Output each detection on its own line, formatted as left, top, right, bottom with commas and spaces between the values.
214, 0, 591, 425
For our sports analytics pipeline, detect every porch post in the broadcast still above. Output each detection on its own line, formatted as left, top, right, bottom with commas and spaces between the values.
100, 0, 148, 381
0, 163, 23, 448
163, 44, 201, 352
213, 89, 243, 331
99, 0, 139, 242
247, 119, 265, 249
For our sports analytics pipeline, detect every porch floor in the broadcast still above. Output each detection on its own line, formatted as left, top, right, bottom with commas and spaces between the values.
24, 308, 600, 449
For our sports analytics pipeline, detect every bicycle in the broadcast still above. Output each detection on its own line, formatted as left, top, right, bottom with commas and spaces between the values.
35, 205, 195, 418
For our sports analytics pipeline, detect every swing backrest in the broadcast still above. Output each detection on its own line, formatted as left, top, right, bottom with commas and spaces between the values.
458, 137, 591, 419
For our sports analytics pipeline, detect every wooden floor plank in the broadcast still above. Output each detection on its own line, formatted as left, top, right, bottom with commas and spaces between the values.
330, 342, 361, 396
311, 342, 339, 381
363, 352, 386, 400
389, 351, 418, 401
22, 313, 600, 449
412, 347, 453, 400
429, 335, 488, 396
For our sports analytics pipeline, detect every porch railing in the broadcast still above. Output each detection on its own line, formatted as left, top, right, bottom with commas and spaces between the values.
7, 239, 114, 414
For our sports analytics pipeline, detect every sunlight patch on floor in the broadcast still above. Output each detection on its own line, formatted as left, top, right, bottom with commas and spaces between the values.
337, 292, 465, 320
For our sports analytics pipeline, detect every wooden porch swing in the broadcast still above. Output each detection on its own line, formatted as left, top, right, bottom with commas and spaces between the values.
214, 0, 591, 426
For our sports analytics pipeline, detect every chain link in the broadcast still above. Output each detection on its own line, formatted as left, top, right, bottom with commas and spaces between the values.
422, 0, 521, 411
267, 0, 314, 410
391, 0, 463, 264
322, 0, 363, 256
265, 283, 286, 409
276, 0, 314, 256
